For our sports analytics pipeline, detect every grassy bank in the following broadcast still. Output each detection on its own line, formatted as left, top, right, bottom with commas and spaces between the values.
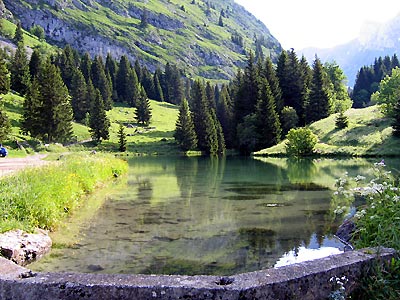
0, 153, 127, 233
255, 106, 400, 157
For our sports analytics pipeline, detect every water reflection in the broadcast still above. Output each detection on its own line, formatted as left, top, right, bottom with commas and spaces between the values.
30, 156, 393, 276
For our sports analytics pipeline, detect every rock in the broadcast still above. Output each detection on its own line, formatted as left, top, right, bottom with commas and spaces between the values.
0, 229, 52, 266
336, 219, 356, 249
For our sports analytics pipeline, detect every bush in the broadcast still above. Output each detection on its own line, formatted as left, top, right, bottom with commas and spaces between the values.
285, 127, 318, 157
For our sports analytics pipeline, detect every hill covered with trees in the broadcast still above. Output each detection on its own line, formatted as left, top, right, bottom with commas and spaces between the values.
1, 0, 282, 81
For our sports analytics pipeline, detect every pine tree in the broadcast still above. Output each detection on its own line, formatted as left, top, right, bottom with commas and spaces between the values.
0, 50, 10, 95
23, 60, 73, 143
135, 85, 152, 126
13, 22, 24, 45
0, 103, 11, 141
70, 69, 89, 122
262, 57, 283, 113
205, 81, 216, 110
116, 55, 134, 104
190, 80, 218, 154
392, 98, 400, 137
216, 85, 233, 148
80, 52, 92, 83
89, 89, 110, 143
118, 123, 127, 152
91, 55, 112, 110
57, 44, 77, 91
126, 68, 139, 107
255, 78, 281, 149
306, 56, 331, 124
29, 49, 42, 79
153, 69, 164, 102
141, 67, 155, 100
174, 98, 197, 151
10, 42, 31, 95
21, 77, 42, 136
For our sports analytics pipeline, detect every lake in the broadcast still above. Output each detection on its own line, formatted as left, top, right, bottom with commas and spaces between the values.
30, 156, 399, 275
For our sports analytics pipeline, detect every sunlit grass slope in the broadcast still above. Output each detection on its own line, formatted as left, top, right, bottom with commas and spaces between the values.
255, 106, 400, 157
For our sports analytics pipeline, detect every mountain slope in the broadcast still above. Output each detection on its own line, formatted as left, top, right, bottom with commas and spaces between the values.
2, 0, 282, 80
301, 13, 400, 86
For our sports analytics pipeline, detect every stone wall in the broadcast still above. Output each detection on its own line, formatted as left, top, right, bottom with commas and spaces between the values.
0, 248, 396, 300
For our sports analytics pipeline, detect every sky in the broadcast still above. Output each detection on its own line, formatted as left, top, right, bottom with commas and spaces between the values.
234, 0, 400, 49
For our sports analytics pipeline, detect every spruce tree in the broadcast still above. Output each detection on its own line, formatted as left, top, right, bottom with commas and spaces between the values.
126, 67, 139, 107
0, 50, 10, 94
135, 85, 152, 126
118, 123, 127, 152
38, 60, 73, 143
306, 56, 331, 124
10, 42, 31, 95
13, 22, 24, 45
91, 55, 112, 110
216, 85, 233, 148
153, 69, 164, 102
262, 57, 283, 113
70, 69, 89, 122
0, 103, 10, 141
141, 67, 156, 100
116, 55, 132, 104
89, 89, 110, 143
80, 52, 92, 83
174, 98, 197, 151
29, 49, 42, 79
21, 77, 41, 137
255, 78, 281, 149
57, 44, 77, 91
191, 80, 218, 154
335, 111, 349, 129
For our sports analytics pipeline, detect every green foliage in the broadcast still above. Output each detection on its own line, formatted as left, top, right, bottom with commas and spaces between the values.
70, 69, 89, 122
374, 67, 400, 118
324, 61, 352, 113
335, 111, 349, 129
89, 89, 110, 142
285, 127, 318, 157
13, 21, 24, 45
0, 49, 10, 94
10, 42, 31, 95
281, 106, 298, 136
393, 98, 400, 137
174, 98, 197, 151
0, 104, 10, 141
0, 153, 128, 232
29, 24, 45, 41
135, 85, 152, 126
117, 123, 127, 152
236, 114, 258, 154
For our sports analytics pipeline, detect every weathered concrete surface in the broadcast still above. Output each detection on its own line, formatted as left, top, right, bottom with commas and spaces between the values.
0, 248, 396, 300
0, 230, 52, 266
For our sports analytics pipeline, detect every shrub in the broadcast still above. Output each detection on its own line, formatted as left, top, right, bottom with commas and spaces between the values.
335, 111, 349, 129
285, 127, 318, 157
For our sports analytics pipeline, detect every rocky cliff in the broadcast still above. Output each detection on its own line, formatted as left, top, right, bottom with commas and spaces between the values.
3, 0, 282, 80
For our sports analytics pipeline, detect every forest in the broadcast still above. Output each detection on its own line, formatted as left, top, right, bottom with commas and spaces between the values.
1, 22, 400, 156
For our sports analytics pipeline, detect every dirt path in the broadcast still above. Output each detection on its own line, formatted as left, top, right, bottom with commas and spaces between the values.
0, 154, 50, 177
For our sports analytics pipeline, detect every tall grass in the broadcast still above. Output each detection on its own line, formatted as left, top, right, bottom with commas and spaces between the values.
0, 153, 127, 232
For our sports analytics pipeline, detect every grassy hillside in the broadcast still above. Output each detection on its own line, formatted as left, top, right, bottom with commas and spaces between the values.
3, 0, 282, 81
1, 92, 179, 156
255, 106, 400, 157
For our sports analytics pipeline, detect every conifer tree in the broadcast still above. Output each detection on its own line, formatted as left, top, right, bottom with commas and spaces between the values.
21, 77, 41, 137
0, 50, 10, 94
10, 42, 31, 95
218, 14, 224, 27
216, 85, 233, 148
105, 52, 118, 90
89, 89, 110, 143
23, 60, 73, 142
153, 69, 164, 102
306, 56, 331, 124
205, 81, 216, 110
0, 103, 10, 141
262, 57, 283, 113
116, 55, 135, 104
80, 52, 92, 83
191, 80, 218, 154
57, 44, 77, 91
29, 49, 42, 79
13, 22, 24, 45
174, 98, 197, 151
91, 55, 112, 110
126, 68, 139, 107
255, 78, 281, 149
118, 123, 127, 152
70, 69, 89, 122
141, 67, 155, 100
135, 85, 152, 126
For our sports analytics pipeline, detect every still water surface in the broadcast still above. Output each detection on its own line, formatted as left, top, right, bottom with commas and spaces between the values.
30, 156, 398, 275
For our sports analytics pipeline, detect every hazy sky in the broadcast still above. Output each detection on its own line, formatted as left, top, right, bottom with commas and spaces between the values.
234, 0, 400, 49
